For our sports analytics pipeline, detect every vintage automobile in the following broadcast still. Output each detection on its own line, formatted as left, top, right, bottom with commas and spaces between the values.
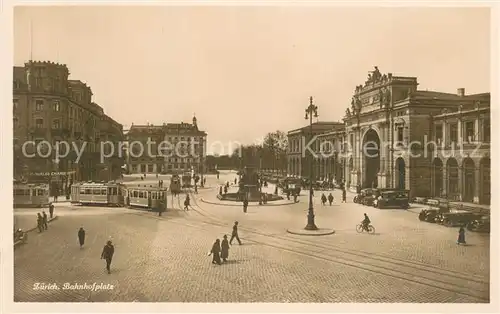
374, 190, 410, 209
418, 200, 449, 222
354, 188, 376, 204
436, 211, 483, 227
466, 215, 490, 233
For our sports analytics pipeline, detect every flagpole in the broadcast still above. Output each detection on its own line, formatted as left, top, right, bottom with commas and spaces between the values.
29, 19, 33, 61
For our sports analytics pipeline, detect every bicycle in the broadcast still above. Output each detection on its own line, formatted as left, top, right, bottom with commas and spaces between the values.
356, 223, 375, 234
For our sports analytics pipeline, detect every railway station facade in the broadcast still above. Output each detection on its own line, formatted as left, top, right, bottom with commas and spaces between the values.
287, 67, 490, 205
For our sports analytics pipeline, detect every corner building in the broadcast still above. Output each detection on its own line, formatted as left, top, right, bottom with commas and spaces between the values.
13, 61, 124, 189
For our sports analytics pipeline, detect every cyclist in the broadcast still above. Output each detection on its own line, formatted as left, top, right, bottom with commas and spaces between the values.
361, 213, 371, 231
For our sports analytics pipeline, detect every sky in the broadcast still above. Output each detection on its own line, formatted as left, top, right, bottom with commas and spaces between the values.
14, 6, 490, 155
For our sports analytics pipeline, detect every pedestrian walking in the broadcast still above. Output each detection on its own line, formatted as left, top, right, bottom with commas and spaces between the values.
221, 235, 230, 263
209, 239, 222, 265
184, 194, 190, 210
42, 211, 48, 230
36, 213, 43, 233
101, 240, 115, 274
457, 225, 466, 245
78, 227, 86, 248
342, 188, 347, 203
234, 178, 237, 185
274, 185, 278, 195
219, 186, 223, 196
49, 203, 54, 218
243, 199, 248, 213
230, 221, 242, 245
328, 193, 334, 206
203, 177, 206, 186
321, 193, 327, 206
224, 185, 228, 195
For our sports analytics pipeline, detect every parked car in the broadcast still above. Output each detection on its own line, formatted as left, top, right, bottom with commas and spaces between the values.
375, 190, 410, 209
354, 188, 375, 204
466, 215, 490, 233
436, 211, 483, 227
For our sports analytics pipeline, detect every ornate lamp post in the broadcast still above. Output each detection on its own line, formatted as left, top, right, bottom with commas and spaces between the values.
304, 96, 318, 231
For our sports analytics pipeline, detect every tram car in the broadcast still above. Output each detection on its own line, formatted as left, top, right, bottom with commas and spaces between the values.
181, 172, 192, 188
70, 182, 125, 206
13, 181, 50, 208
170, 174, 182, 196
125, 185, 167, 212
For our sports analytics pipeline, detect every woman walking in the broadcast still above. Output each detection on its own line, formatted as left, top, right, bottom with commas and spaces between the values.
78, 227, 86, 248
221, 235, 230, 263
209, 239, 222, 265
457, 225, 466, 245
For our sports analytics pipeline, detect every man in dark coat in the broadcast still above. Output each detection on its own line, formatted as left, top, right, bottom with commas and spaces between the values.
221, 235, 230, 262
36, 213, 43, 233
101, 240, 115, 274
209, 239, 222, 265
42, 211, 48, 230
78, 227, 86, 248
342, 188, 347, 203
230, 221, 242, 245
48, 203, 54, 219
328, 193, 334, 205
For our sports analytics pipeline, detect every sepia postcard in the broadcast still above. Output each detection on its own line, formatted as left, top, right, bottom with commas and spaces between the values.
1, 1, 498, 313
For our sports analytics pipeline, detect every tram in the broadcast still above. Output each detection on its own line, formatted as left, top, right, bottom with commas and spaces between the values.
181, 172, 192, 188
170, 174, 182, 196
125, 185, 167, 212
13, 181, 50, 208
70, 182, 125, 206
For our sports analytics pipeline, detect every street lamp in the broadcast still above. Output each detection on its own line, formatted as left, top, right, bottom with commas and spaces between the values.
304, 96, 318, 231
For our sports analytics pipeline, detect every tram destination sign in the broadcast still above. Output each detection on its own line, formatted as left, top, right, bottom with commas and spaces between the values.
29, 171, 76, 176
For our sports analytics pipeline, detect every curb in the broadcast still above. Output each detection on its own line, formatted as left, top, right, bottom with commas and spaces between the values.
14, 216, 59, 249
286, 228, 336, 236
200, 198, 297, 207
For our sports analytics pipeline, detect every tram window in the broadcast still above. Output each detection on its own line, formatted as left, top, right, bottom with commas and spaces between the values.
93, 189, 101, 195
80, 188, 85, 194
112, 188, 117, 195
133, 191, 138, 197
151, 192, 156, 200
101, 188, 107, 195
159, 192, 164, 199
139, 191, 144, 198
37, 189, 45, 196
118, 188, 122, 196
85, 189, 92, 194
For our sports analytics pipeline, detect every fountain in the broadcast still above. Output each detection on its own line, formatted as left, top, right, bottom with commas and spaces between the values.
217, 165, 283, 202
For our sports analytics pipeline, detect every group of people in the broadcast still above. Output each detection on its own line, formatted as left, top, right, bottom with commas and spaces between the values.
209, 221, 242, 265
35, 203, 54, 233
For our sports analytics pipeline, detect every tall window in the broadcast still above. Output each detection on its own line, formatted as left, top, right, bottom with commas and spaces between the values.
397, 126, 404, 142
435, 124, 443, 143
53, 101, 60, 112
35, 100, 44, 111
35, 118, 44, 128
449, 123, 458, 144
13, 117, 19, 128
465, 121, 474, 142
52, 119, 60, 129
483, 119, 490, 142
13, 99, 18, 110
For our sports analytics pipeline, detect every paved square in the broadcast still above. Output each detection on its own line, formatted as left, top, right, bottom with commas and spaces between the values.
14, 173, 490, 302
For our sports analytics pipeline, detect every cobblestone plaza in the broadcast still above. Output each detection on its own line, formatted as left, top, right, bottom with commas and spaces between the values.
13, 172, 489, 303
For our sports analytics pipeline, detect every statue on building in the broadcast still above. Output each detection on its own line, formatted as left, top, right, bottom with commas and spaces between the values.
345, 108, 351, 117
372, 66, 381, 81
26, 68, 32, 91
383, 88, 391, 108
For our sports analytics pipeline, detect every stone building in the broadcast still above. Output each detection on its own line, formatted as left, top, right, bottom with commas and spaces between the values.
287, 122, 344, 179
125, 116, 207, 175
125, 124, 165, 174
13, 61, 124, 190
286, 67, 490, 205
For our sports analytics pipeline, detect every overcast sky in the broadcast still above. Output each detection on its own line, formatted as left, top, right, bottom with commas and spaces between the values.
14, 6, 490, 154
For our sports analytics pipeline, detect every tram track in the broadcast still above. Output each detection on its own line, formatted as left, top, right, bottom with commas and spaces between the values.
178, 188, 489, 302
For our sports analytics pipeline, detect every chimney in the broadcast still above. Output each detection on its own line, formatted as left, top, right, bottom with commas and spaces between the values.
457, 88, 465, 97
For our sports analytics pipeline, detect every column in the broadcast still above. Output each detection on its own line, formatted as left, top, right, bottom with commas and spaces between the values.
474, 165, 480, 203
442, 164, 447, 198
